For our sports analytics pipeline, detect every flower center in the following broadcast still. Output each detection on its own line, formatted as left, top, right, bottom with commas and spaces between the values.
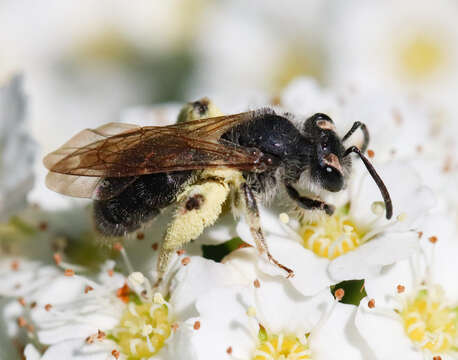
300, 208, 365, 259
398, 34, 445, 81
110, 301, 172, 359
273, 45, 322, 92
253, 333, 311, 360
400, 289, 457, 353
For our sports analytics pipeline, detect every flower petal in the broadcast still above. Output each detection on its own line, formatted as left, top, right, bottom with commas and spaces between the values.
355, 298, 421, 360
328, 231, 419, 281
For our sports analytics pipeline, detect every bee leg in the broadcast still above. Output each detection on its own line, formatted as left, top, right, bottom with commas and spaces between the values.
241, 183, 294, 278
285, 184, 335, 215
155, 180, 230, 287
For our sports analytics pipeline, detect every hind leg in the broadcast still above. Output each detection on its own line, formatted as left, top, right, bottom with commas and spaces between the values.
155, 180, 230, 286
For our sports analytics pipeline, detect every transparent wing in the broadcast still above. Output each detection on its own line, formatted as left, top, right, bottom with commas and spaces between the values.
43, 112, 265, 179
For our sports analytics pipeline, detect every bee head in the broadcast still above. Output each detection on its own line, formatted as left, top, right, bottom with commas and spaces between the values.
302, 113, 349, 192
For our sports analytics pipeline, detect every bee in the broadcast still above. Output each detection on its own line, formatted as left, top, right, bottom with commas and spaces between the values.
44, 98, 392, 284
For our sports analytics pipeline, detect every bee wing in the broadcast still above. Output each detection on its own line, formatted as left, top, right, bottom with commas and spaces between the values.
44, 112, 264, 181
45, 173, 138, 200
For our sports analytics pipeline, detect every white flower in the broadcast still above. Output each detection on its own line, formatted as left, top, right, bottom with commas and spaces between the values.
355, 211, 458, 359
233, 160, 434, 296
281, 77, 433, 163
186, 0, 327, 100
182, 268, 366, 360
23, 256, 242, 359
0, 75, 35, 221
326, 0, 458, 131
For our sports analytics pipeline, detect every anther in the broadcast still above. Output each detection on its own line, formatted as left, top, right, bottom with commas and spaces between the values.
97, 329, 106, 340
367, 149, 375, 158
368, 299, 376, 308
397, 285, 405, 293
44, 304, 52, 311
193, 321, 201, 330
108, 269, 114, 277
181, 257, 191, 266
152, 243, 158, 251
247, 307, 257, 317
18, 297, 26, 306
226, 346, 233, 355
171, 323, 179, 332
30, 301, 37, 309
86, 335, 95, 344
129, 272, 145, 286
371, 201, 385, 216
116, 283, 130, 303
112, 349, 120, 359
433, 356, 442, 360
10, 260, 19, 271
418, 231, 423, 238
335, 288, 345, 301
176, 249, 185, 256
64, 269, 74, 277
428, 236, 438, 244
396, 213, 407, 222
53, 253, 62, 265
279, 213, 290, 224
153, 293, 165, 305
142, 324, 153, 336
136, 232, 145, 240
38, 221, 48, 231
253, 279, 261, 288
84, 285, 94, 294
113, 242, 123, 251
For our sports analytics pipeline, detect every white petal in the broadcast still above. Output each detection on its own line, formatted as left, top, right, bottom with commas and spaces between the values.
364, 259, 415, 309
267, 239, 333, 296
189, 286, 258, 360
310, 303, 370, 360
225, 247, 334, 333
355, 298, 422, 360
24, 344, 41, 360
328, 232, 419, 281
254, 280, 333, 337
41, 339, 111, 360
170, 257, 245, 320
0, 75, 36, 220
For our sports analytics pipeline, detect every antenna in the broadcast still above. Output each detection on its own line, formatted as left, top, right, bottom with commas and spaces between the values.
344, 146, 393, 219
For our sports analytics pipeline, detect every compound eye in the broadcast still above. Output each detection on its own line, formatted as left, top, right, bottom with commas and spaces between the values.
321, 166, 344, 192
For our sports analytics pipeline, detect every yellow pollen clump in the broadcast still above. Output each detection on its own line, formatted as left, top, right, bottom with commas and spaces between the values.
254, 333, 311, 360
399, 34, 444, 80
300, 209, 365, 259
110, 302, 172, 359
401, 289, 457, 353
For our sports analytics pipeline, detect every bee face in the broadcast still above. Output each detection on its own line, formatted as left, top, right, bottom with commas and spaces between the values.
303, 113, 348, 192
315, 130, 346, 192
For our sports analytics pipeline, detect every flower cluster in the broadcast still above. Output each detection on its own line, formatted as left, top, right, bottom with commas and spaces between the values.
0, 69, 456, 360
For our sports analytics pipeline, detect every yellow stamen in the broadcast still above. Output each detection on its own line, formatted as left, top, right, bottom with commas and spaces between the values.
300, 207, 366, 259
400, 288, 457, 353
111, 302, 172, 359
398, 34, 445, 81
253, 333, 311, 360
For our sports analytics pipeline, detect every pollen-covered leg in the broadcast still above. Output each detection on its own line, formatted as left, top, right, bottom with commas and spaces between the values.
241, 183, 294, 278
155, 180, 230, 285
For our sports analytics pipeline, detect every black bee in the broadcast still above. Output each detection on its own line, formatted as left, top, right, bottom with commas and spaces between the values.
44, 99, 392, 284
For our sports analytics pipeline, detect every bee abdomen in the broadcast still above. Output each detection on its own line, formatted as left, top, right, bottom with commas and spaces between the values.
93, 171, 191, 237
